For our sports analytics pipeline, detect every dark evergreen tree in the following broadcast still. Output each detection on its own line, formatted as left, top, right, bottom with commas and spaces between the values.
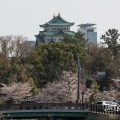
101, 29, 120, 57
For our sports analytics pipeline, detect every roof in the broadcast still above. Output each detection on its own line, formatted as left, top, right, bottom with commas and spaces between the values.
40, 14, 74, 27
38, 31, 75, 36
78, 23, 96, 27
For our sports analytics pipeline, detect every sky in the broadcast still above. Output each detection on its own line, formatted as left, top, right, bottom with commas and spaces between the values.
0, 0, 120, 42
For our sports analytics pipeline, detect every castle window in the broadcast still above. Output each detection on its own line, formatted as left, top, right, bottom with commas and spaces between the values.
52, 28, 56, 30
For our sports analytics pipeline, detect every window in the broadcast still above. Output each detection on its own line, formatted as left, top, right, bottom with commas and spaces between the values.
87, 29, 94, 32
57, 28, 62, 30
96, 102, 103, 105
52, 28, 56, 30
105, 102, 111, 104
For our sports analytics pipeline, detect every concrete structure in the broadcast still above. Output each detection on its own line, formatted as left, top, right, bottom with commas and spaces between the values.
35, 14, 75, 45
78, 23, 97, 44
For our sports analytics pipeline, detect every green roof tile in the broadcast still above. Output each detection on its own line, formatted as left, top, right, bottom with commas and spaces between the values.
40, 15, 74, 27
39, 31, 75, 36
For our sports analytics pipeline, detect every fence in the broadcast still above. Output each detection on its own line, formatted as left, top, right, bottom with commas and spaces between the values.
0, 103, 89, 111
0, 103, 120, 116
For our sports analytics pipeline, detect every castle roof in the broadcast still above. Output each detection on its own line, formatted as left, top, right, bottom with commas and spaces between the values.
40, 14, 74, 27
35, 31, 75, 37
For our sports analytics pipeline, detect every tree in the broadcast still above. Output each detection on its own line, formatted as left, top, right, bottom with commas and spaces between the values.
87, 45, 111, 74
33, 42, 88, 83
101, 29, 120, 77
32, 32, 88, 85
63, 32, 87, 48
93, 91, 117, 102
0, 82, 33, 103
0, 35, 33, 59
101, 29, 120, 58
0, 35, 11, 56
35, 71, 76, 103
11, 36, 32, 58
35, 71, 87, 103
0, 35, 35, 84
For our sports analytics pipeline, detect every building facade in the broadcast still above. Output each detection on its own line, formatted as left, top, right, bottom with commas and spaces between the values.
35, 14, 75, 45
78, 23, 97, 44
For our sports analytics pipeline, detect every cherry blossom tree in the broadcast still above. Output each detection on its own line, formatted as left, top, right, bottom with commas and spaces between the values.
35, 71, 88, 103
36, 81, 70, 103
0, 82, 33, 103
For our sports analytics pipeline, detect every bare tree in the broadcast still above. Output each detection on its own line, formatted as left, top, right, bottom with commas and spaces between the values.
0, 35, 33, 83
11, 36, 32, 58
0, 36, 12, 57
0, 35, 32, 58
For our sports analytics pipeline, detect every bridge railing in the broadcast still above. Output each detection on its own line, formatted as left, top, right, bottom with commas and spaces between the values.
1, 103, 120, 116
0, 103, 89, 111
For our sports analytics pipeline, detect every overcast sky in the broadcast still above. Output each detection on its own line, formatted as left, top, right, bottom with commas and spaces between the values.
0, 0, 120, 42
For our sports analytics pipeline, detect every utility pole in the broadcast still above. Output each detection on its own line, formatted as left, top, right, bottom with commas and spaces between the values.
77, 54, 81, 103
81, 64, 84, 103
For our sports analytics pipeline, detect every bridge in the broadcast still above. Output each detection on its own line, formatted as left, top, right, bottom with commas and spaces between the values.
1, 109, 89, 119
0, 103, 89, 119
0, 103, 120, 119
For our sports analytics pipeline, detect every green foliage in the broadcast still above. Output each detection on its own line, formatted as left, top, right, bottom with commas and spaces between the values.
86, 77, 93, 88
101, 29, 120, 57
0, 29, 119, 92
100, 29, 120, 77
87, 45, 111, 74
97, 72, 113, 91
91, 80, 99, 93
63, 31, 87, 47
33, 42, 88, 83
0, 33, 90, 89
89, 94, 96, 103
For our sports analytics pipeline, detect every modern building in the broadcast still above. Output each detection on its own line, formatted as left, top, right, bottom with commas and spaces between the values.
78, 23, 97, 44
35, 14, 75, 45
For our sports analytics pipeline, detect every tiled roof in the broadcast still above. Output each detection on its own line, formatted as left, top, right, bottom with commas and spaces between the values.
40, 15, 74, 27
38, 31, 75, 36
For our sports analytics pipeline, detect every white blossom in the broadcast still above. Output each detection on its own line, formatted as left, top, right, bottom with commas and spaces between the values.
0, 82, 33, 102
35, 71, 86, 103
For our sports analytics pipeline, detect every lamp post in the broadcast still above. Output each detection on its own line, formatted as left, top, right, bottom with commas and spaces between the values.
76, 54, 86, 103
81, 64, 84, 104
